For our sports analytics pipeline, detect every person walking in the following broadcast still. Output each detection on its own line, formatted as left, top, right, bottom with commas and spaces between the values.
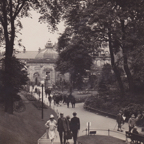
66, 95, 70, 108
70, 112, 80, 144
57, 113, 68, 144
45, 114, 57, 144
116, 110, 123, 132
71, 96, 76, 108
128, 114, 137, 132
65, 116, 72, 144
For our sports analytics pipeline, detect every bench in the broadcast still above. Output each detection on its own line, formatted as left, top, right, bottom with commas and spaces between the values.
125, 131, 144, 144
89, 130, 97, 135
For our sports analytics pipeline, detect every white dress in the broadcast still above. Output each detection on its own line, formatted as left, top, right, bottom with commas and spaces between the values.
45, 120, 57, 140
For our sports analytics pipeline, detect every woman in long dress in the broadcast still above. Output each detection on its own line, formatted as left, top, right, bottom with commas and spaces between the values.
45, 114, 57, 144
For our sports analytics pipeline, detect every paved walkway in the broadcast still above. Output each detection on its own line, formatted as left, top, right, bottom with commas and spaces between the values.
32, 86, 142, 144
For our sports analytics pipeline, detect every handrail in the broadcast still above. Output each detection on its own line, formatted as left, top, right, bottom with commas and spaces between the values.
82, 128, 125, 136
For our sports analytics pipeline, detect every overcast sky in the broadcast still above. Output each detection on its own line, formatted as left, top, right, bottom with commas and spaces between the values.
16, 10, 65, 52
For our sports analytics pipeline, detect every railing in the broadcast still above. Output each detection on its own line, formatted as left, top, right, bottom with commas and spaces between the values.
77, 128, 126, 144
82, 128, 125, 136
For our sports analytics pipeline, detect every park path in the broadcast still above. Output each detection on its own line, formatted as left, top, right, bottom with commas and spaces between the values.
33, 86, 141, 144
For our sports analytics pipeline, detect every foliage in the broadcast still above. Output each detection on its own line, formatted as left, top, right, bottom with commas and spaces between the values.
56, 34, 93, 89
84, 95, 120, 115
59, 0, 144, 95
0, 0, 65, 113
123, 103, 144, 121
2, 56, 29, 99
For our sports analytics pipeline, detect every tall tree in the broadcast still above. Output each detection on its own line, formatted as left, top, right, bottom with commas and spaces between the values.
56, 33, 93, 92
61, 0, 125, 96
0, 0, 63, 114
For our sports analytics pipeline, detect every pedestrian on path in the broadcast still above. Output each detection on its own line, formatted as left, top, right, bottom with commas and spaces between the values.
70, 112, 80, 144
71, 96, 76, 108
128, 114, 137, 132
65, 116, 72, 144
57, 113, 68, 144
45, 114, 57, 144
66, 95, 70, 108
116, 110, 123, 132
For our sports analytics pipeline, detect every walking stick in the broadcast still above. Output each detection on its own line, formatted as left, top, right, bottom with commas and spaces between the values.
113, 123, 117, 130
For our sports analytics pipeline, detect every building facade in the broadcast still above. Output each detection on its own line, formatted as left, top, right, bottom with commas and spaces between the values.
15, 40, 61, 86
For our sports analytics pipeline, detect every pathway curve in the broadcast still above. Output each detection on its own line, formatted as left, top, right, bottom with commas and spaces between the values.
33, 87, 141, 144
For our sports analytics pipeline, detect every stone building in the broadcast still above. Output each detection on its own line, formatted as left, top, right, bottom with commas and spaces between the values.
15, 40, 61, 86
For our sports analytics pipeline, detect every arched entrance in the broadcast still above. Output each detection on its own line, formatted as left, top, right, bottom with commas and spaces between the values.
33, 72, 40, 85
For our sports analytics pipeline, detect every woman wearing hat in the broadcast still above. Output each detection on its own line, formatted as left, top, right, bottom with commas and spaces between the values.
45, 114, 57, 144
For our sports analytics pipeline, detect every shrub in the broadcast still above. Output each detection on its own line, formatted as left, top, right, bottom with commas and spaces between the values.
123, 103, 143, 120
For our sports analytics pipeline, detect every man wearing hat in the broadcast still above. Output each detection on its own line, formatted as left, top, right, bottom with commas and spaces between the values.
70, 112, 80, 144
128, 114, 137, 132
57, 113, 68, 144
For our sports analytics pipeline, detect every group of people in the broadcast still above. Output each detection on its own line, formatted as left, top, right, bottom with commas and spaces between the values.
116, 110, 144, 134
45, 112, 80, 144
45, 88, 76, 108
66, 94, 76, 108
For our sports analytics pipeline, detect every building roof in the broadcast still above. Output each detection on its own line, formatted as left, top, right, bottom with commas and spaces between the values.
15, 51, 38, 59
35, 40, 58, 60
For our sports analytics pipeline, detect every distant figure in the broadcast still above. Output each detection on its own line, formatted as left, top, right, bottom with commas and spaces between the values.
45, 88, 52, 106
71, 96, 76, 108
45, 88, 51, 98
48, 96, 52, 107
66, 95, 70, 108
57, 113, 68, 144
116, 110, 123, 132
128, 114, 137, 132
68, 93, 76, 108
45, 114, 57, 144
70, 112, 80, 144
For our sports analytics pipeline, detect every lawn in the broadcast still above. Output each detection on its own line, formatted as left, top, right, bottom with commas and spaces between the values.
78, 135, 126, 144
0, 91, 57, 144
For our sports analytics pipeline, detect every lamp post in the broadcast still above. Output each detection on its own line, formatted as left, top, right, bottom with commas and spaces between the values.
41, 80, 44, 119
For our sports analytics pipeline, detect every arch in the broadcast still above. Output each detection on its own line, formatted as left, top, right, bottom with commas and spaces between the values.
33, 72, 40, 85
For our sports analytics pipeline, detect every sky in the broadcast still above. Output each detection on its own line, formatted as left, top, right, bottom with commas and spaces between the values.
16, 10, 65, 51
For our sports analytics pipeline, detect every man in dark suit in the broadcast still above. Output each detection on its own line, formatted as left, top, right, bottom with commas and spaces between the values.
57, 113, 68, 144
70, 112, 80, 144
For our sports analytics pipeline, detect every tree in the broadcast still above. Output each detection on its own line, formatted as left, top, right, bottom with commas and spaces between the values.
60, 0, 126, 96
2, 56, 28, 113
60, 0, 144, 95
56, 33, 93, 92
0, 0, 63, 114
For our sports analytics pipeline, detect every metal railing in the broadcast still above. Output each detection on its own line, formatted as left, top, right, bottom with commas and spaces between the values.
77, 128, 126, 144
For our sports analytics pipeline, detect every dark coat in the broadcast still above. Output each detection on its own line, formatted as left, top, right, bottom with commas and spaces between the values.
116, 113, 123, 124
57, 117, 68, 132
70, 117, 80, 131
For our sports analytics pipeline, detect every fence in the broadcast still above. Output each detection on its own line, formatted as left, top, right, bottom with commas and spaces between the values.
78, 128, 126, 144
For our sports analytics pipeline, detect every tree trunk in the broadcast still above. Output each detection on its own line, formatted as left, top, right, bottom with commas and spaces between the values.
121, 19, 134, 92
4, 56, 14, 114
69, 73, 73, 94
108, 30, 125, 97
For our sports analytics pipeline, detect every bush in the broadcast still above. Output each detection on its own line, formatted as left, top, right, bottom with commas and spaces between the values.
85, 96, 105, 109
123, 103, 143, 121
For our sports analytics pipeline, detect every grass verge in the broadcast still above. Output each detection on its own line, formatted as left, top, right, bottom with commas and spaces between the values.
78, 135, 126, 144
0, 91, 57, 144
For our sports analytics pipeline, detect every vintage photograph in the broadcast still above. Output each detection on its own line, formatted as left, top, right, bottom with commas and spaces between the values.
0, 0, 144, 144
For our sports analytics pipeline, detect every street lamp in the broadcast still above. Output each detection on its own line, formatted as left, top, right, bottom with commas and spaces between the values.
41, 80, 44, 119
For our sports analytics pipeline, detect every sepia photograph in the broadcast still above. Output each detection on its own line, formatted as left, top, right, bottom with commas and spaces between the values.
0, 0, 144, 144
